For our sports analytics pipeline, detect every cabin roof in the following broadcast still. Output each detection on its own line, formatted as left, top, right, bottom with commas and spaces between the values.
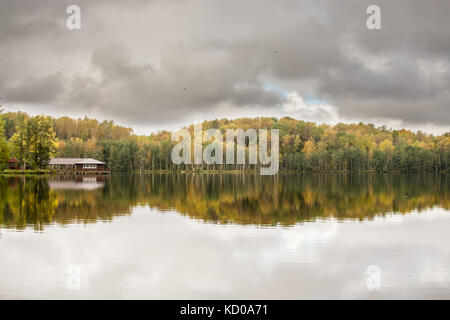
76, 158, 106, 165
8, 158, 19, 163
49, 158, 105, 165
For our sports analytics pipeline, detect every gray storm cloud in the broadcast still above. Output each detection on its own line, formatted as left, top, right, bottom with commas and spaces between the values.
0, 0, 449, 131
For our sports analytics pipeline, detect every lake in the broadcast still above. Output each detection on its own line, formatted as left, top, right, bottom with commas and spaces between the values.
0, 173, 449, 299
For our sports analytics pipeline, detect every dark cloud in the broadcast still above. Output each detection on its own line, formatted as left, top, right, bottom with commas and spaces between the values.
63, 43, 284, 123
4, 73, 64, 104
0, 0, 448, 131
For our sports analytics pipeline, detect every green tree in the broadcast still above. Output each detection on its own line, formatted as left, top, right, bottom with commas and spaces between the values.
0, 110, 9, 170
9, 114, 28, 169
25, 116, 57, 169
0, 138, 8, 170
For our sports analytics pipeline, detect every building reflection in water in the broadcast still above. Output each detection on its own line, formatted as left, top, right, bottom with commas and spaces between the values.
48, 176, 106, 190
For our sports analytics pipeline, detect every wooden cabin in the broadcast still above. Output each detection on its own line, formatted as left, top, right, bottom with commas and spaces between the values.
48, 158, 108, 173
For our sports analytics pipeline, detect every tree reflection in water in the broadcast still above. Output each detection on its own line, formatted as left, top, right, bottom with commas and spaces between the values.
0, 174, 448, 230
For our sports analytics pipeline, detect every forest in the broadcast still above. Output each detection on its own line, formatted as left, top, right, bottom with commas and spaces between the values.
0, 109, 449, 173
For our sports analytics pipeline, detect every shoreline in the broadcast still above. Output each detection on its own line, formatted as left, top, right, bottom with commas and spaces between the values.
1, 169, 447, 176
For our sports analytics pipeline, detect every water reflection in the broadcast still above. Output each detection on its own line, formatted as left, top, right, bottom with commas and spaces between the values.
1, 207, 449, 299
0, 174, 448, 230
49, 176, 106, 190
0, 174, 449, 299
0, 176, 130, 230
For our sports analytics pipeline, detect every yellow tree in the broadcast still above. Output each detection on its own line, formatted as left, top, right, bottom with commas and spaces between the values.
379, 139, 395, 171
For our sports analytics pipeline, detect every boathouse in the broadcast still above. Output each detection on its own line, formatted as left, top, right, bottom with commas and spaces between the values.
48, 158, 107, 173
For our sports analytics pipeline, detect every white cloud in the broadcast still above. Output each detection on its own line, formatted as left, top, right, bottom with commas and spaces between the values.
282, 92, 340, 123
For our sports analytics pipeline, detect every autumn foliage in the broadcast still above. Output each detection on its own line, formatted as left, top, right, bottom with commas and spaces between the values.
1, 111, 449, 172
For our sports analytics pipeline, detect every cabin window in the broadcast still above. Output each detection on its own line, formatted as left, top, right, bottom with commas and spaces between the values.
83, 164, 97, 169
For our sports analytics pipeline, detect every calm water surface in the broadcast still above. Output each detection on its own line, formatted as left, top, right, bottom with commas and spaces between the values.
0, 174, 449, 299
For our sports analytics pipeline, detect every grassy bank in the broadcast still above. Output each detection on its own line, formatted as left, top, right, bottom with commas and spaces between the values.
1, 169, 51, 176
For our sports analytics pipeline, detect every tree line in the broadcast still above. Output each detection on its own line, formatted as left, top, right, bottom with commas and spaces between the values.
1, 109, 449, 172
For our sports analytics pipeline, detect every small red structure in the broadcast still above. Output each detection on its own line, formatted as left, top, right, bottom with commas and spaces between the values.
7, 158, 20, 170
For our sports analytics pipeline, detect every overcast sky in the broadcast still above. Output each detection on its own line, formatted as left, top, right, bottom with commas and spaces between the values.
0, 0, 449, 134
